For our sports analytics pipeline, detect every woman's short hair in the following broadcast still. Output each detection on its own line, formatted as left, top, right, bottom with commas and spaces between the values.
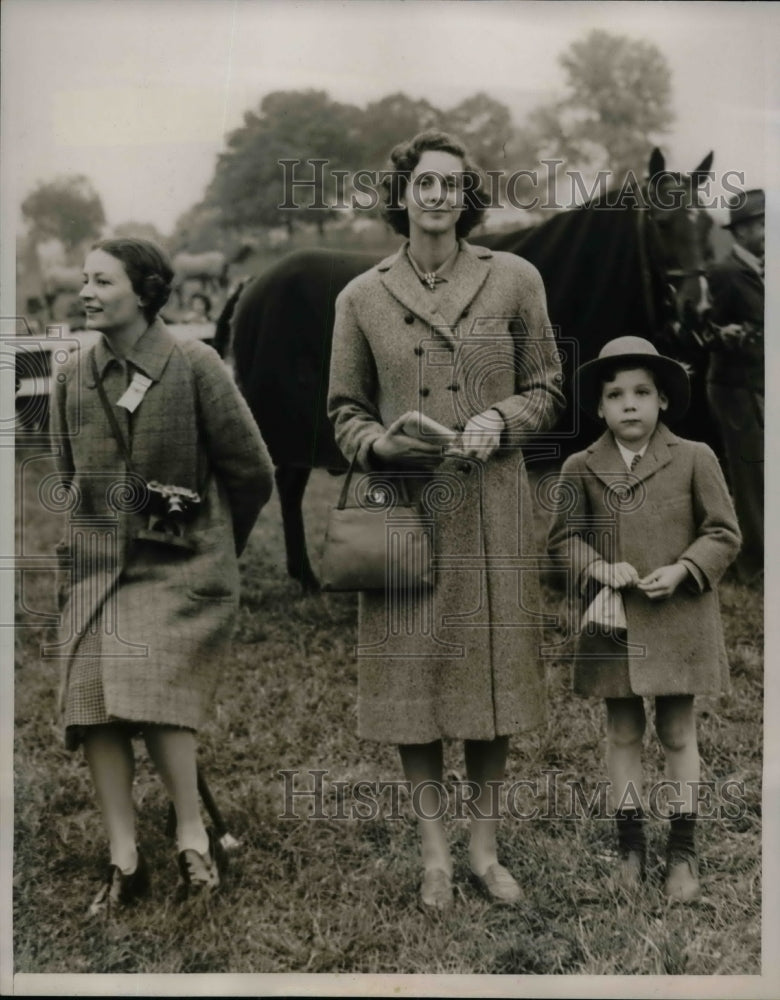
92, 238, 174, 322
379, 130, 488, 238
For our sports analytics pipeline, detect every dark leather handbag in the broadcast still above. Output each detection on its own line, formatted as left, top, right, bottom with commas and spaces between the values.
320, 455, 433, 592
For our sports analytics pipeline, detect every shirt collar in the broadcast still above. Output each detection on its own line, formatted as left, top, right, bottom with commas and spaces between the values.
614, 437, 648, 470
732, 241, 764, 277
92, 317, 175, 381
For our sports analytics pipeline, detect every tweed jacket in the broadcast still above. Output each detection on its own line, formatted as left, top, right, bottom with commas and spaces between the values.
546, 423, 741, 695
327, 240, 565, 742
48, 319, 274, 729
706, 248, 764, 391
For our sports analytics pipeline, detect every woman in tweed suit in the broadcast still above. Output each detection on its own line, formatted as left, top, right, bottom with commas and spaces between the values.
50, 238, 273, 911
328, 132, 564, 911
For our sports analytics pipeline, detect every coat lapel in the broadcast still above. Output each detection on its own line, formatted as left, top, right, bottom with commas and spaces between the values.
584, 430, 629, 488
584, 423, 676, 488
378, 240, 492, 345
631, 423, 676, 485
436, 241, 493, 328
126, 318, 178, 381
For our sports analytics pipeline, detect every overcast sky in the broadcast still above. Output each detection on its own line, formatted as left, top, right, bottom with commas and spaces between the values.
2, 0, 778, 235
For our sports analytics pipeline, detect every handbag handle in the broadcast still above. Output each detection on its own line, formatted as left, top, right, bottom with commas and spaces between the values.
336, 450, 412, 510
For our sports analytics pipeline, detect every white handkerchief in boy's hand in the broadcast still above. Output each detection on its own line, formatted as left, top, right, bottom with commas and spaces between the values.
581, 586, 627, 630
400, 412, 459, 444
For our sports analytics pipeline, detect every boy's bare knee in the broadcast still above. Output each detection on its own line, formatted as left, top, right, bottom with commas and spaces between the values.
656, 715, 694, 753
655, 696, 696, 753
607, 722, 644, 750
606, 701, 646, 748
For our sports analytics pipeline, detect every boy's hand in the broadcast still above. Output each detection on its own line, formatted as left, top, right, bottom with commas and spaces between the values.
636, 563, 689, 599
588, 560, 639, 589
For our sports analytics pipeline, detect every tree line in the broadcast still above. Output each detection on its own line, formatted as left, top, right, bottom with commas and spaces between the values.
21, 30, 673, 255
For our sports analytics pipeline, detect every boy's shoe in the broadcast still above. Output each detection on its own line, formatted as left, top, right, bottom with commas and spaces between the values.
177, 827, 226, 899
473, 863, 522, 904
87, 850, 150, 916
664, 848, 700, 902
615, 848, 646, 889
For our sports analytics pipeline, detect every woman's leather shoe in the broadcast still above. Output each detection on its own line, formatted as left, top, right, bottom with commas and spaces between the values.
177, 827, 226, 899
87, 850, 150, 916
419, 868, 453, 913
473, 863, 521, 904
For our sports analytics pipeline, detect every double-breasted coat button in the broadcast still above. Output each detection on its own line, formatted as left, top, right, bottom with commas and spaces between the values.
454, 422, 465, 432
414, 346, 424, 356
404, 314, 414, 324
446, 384, 459, 392
419, 387, 430, 398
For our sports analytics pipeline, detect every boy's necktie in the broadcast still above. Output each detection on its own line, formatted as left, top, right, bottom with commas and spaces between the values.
630, 453, 641, 472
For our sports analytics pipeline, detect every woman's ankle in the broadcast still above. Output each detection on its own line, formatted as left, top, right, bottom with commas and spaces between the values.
109, 843, 139, 874
176, 822, 209, 857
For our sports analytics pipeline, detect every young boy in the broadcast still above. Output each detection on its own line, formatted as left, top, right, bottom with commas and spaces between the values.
547, 336, 741, 901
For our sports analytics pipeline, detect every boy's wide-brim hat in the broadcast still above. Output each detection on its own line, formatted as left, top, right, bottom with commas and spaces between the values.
577, 336, 690, 423
723, 188, 764, 229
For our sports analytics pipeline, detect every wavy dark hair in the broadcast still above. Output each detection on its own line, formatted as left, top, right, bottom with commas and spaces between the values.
379, 130, 488, 238
92, 237, 174, 322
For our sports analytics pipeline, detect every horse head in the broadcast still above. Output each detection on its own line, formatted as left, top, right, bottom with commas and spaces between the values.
644, 148, 714, 342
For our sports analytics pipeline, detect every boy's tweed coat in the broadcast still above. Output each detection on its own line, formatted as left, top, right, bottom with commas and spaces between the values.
546, 423, 741, 696
49, 320, 273, 730
327, 241, 565, 743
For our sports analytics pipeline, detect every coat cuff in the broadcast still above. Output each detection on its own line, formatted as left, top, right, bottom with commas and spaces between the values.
678, 558, 706, 593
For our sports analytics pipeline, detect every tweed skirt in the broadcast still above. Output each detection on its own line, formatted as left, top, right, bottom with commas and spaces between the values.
62, 607, 192, 751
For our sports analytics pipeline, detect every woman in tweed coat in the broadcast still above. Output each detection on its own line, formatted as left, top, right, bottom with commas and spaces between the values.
50, 238, 273, 911
327, 132, 564, 911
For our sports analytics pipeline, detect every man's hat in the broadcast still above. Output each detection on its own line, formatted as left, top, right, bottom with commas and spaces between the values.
577, 336, 690, 423
723, 189, 764, 229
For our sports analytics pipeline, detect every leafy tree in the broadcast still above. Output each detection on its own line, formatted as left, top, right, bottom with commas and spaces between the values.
169, 203, 228, 253
445, 92, 514, 172
528, 29, 673, 185
112, 220, 168, 247
21, 175, 106, 250
361, 93, 445, 167
205, 90, 364, 234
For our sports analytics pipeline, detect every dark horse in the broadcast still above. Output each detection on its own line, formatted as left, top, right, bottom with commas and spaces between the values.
228, 149, 714, 591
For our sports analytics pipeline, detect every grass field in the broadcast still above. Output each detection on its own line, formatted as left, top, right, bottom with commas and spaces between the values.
13, 439, 763, 977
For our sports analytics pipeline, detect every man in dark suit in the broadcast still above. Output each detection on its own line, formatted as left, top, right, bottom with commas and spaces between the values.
705, 189, 764, 584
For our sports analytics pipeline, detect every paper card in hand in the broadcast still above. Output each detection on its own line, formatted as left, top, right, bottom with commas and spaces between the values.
401, 412, 458, 444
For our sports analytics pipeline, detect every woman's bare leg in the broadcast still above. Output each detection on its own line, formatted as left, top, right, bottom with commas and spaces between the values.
84, 725, 138, 872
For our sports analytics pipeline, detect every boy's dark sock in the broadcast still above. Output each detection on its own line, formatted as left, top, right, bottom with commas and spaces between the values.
668, 811, 697, 857
616, 807, 646, 855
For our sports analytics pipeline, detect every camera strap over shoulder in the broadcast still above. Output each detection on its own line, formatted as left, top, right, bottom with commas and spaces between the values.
91, 344, 212, 501
90, 349, 139, 477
